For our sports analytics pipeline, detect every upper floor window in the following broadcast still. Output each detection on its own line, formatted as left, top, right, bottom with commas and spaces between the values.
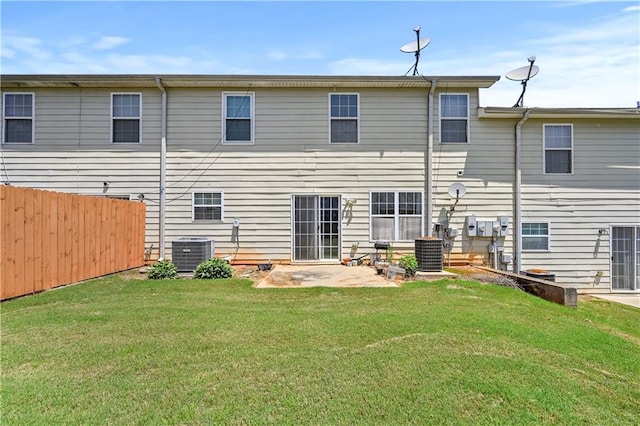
330, 93, 359, 143
522, 222, 550, 251
440, 94, 469, 143
192, 192, 224, 221
3, 93, 34, 144
223, 92, 254, 144
370, 191, 423, 241
544, 124, 572, 174
112, 93, 141, 143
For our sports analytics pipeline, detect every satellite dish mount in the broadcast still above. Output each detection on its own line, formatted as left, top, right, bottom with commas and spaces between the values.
447, 183, 467, 214
506, 56, 539, 107
400, 26, 431, 76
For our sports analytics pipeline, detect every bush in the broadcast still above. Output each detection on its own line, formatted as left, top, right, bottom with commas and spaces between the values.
399, 254, 418, 276
194, 258, 233, 279
148, 260, 178, 279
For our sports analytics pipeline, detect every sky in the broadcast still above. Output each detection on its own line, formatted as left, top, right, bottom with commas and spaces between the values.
1, 1, 639, 108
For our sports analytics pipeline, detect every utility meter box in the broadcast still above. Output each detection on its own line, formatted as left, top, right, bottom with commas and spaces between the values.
498, 215, 509, 236
466, 215, 509, 238
476, 220, 488, 237
466, 215, 477, 237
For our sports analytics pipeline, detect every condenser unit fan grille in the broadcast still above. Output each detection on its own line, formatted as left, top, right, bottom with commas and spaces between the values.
415, 238, 443, 272
172, 237, 215, 272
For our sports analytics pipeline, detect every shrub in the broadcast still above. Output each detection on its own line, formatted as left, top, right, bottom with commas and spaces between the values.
148, 260, 178, 279
194, 258, 233, 279
399, 254, 418, 276
386, 244, 394, 263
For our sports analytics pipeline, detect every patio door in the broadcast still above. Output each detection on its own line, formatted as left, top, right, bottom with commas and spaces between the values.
293, 195, 340, 262
611, 226, 640, 291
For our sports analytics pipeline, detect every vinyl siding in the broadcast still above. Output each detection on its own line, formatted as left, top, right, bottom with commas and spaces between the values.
1, 89, 162, 257
164, 87, 428, 262
519, 118, 640, 291
3, 84, 638, 295
433, 92, 515, 258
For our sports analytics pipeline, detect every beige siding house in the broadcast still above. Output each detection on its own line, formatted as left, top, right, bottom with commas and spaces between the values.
1, 75, 638, 294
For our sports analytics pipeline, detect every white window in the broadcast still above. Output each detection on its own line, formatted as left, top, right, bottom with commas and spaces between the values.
440, 94, 469, 143
370, 191, 423, 241
3, 93, 34, 144
223, 92, 254, 144
192, 192, 224, 221
522, 222, 550, 251
330, 93, 359, 143
112, 93, 141, 143
544, 124, 572, 174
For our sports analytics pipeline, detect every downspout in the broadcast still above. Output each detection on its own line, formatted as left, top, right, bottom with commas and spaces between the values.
155, 77, 167, 260
426, 79, 437, 235
514, 109, 530, 273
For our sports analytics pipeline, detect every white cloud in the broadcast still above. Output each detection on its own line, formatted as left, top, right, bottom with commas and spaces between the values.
267, 49, 322, 61
328, 9, 639, 108
1, 5, 636, 108
92, 36, 130, 50
2, 36, 51, 61
328, 58, 409, 75
1, 48, 15, 59
267, 50, 288, 60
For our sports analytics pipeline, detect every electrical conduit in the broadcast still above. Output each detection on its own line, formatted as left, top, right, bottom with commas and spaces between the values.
426, 79, 437, 235
155, 77, 167, 260
514, 110, 530, 273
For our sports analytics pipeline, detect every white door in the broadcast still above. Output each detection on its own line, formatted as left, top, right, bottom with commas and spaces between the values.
293, 196, 340, 262
611, 226, 640, 291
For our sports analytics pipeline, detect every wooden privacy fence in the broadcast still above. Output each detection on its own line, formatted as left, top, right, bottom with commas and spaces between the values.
1, 186, 146, 300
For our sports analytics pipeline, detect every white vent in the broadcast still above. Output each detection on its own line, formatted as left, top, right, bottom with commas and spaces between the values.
172, 237, 215, 272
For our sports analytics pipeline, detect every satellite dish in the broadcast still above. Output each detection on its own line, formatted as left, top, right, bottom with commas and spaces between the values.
400, 37, 431, 53
506, 65, 540, 82
448, 183, 467, 199
401, 26, 430, 76
506, 56, 540, 107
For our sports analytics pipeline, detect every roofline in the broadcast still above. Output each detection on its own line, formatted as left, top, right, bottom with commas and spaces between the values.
478, 106, 640, 119
0, 74, 499, 89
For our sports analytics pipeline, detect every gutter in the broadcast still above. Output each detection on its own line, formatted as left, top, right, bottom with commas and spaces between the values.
155, 77, 167, 260
514, 110, 530, 273
426, 79, 437, 235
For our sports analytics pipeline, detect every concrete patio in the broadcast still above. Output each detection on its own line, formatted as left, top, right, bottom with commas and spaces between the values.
255, 264, 399, 288
591, 294, 640, 309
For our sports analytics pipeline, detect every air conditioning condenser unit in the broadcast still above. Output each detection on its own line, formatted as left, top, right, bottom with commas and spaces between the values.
172, 237, 215, 272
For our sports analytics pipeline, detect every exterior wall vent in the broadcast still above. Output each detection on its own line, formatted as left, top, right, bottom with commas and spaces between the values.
171, 237, 215, 272
415, 238, 443, 272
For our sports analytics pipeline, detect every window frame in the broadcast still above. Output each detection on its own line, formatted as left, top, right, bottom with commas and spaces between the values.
521, 221, 551, 252
2, 92, 35, 144
192, 191, 224, 222
369, 190, 424, 242
439, 93, 469, 144
543, 123, 573, 174
111, 93, 142, 144
222, 92, 255, 145
329, 93, 360, 144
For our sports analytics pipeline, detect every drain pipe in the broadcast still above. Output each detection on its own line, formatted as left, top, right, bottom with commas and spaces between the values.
155, 77, 167, 260
514, 109, 530, 273
426, 79, 437, 235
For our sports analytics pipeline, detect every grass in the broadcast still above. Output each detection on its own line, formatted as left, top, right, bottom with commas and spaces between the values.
1, 274, 639, 425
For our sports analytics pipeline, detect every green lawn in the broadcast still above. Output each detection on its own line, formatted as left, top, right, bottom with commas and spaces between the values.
2, 274, 639, 425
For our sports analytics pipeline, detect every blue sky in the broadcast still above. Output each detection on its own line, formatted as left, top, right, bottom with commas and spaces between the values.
2, 1, 639, 107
